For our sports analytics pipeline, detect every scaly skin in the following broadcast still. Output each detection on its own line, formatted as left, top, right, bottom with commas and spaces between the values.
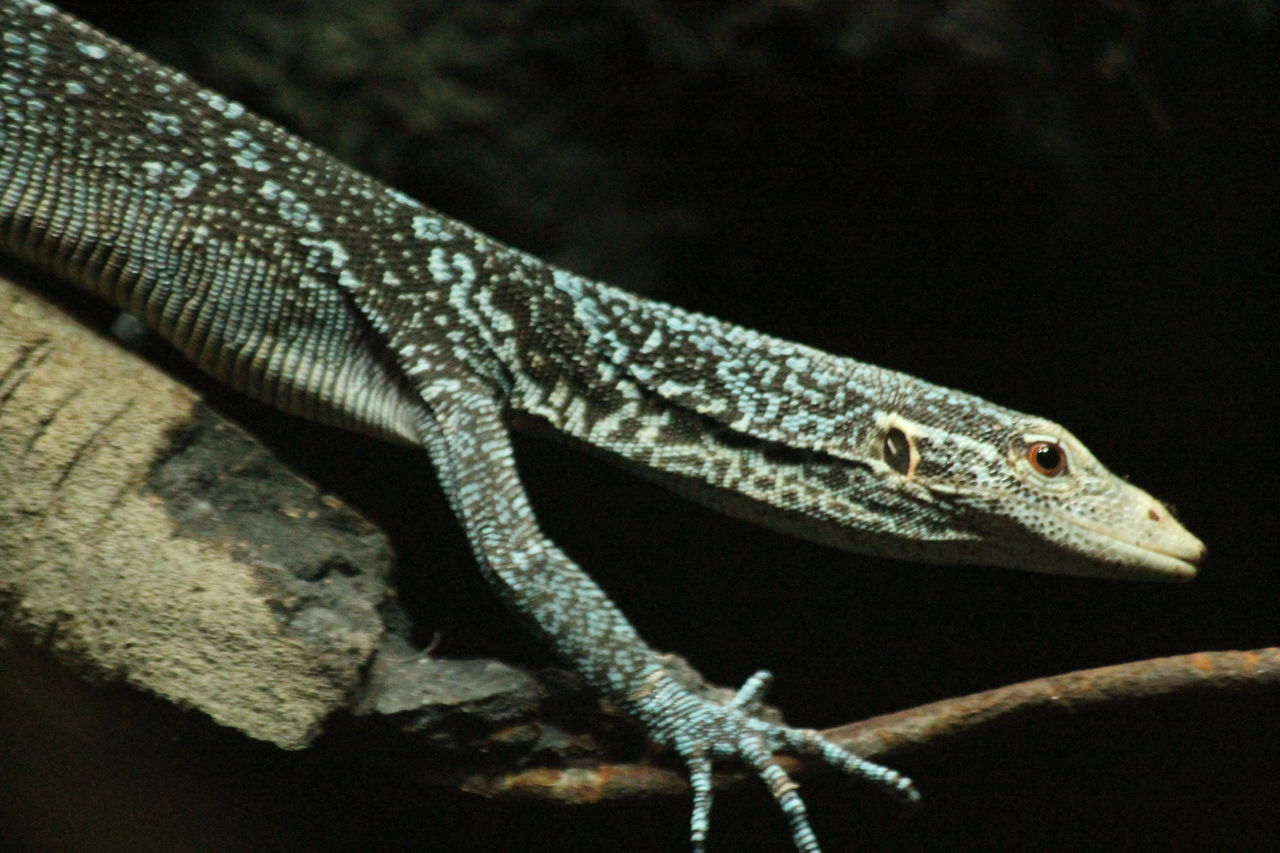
0, 2, 1204, 849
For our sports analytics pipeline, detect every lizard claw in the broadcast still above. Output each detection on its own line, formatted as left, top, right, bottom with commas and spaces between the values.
729, 668, 773, 712
638, 671, 920, 852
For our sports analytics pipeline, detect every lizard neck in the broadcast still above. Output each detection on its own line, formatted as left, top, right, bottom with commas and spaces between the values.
483, 256, 960, 466
475, 258, 969, 561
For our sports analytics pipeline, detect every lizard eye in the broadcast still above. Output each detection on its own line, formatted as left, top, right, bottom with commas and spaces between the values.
1026, 441, 1068, 477
883, 427, 914, 476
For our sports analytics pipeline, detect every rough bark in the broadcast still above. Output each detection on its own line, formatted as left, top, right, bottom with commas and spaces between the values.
0, 269, 396, 748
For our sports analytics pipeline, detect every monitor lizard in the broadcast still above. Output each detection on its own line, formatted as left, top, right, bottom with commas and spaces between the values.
0, 2, 1206, 849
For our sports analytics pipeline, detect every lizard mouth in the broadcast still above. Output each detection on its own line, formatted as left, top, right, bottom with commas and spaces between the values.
1089, 529, 1203, 580
1053, 505, 1205, 581
935, 483, 1205, 581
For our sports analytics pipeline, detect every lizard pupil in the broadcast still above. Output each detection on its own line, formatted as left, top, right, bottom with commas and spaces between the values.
1028, 441, 1067, 476
883, 428, 912, 475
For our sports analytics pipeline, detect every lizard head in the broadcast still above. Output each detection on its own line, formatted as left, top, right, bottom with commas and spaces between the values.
857, 407, 1205, 582
678, 364, 1205, 583
564, 296, 1204, 582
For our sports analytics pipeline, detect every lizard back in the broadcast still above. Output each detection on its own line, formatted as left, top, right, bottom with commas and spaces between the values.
0, 0, 493, 443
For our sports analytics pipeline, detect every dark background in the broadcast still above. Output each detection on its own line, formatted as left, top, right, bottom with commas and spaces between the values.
5, 1, 1277, 851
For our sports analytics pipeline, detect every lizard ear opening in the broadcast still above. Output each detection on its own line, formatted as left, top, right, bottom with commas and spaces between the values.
883, 427, 915, 476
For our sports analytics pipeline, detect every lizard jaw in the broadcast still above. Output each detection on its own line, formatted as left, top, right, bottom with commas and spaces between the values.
1031, 494, 1206, 582
1089, 526, 1204, 581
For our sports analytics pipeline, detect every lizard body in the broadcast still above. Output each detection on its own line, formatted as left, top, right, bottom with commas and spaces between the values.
0, 2, 1205, 850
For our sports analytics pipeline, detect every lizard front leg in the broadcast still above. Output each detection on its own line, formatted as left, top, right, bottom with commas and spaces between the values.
413, 385, 919, 851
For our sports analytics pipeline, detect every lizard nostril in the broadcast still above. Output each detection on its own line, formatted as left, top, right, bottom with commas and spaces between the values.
1147, 507, 1161, 522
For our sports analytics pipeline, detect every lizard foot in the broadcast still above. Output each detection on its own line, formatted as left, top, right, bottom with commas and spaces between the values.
637, 669, 920, 852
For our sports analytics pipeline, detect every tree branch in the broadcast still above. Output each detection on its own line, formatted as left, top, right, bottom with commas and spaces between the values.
461, 648, 1280, 803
